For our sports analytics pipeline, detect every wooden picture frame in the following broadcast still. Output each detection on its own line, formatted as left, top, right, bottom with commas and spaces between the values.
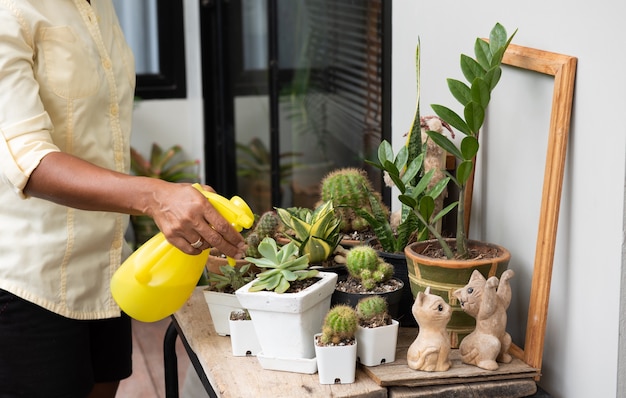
498, 44, 577, 375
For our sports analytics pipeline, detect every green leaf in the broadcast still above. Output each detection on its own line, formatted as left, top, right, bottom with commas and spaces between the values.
447, 79, 472, 106
378, 140, 394, 165
425, 130, 463, 159
460, 54, 486, 82
461, 136, 480, 160
401, 154, 423, 189
398, 194, 417, 209
483, 67, 502, 91
432, 201, 458, 223
274, 278, 291, 294
474, 38, 492, 69
470, 78, 490, 108
464, 102, 485, 135
281, 269, 298, 281
427, 176, 451, 199
394, 145, 409, 170
489, 23, 507, 56
419, 196, 435, 222
456, 160, 474, 186
431, 104, 471, 136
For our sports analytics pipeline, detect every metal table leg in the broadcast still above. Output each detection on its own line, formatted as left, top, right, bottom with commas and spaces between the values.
164, 318, 219, 398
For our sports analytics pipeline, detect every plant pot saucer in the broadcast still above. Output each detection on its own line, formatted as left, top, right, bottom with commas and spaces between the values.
256, 352, 318, 374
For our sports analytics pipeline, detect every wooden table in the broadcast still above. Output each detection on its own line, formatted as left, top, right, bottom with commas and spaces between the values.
164, 288, 548, 398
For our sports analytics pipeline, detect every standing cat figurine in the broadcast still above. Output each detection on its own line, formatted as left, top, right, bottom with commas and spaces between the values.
453, 269, 515, 370
407, 287, 452, 372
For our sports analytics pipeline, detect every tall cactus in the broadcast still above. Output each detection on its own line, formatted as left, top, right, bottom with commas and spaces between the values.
320, 168, 388, 233
319, 305, 358, 345
345, 246, 394, 290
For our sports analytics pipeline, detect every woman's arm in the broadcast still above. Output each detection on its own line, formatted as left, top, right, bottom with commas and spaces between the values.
24, 151, 246, 257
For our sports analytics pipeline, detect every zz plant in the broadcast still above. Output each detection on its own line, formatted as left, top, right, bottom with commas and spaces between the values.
420, 22, 517, 259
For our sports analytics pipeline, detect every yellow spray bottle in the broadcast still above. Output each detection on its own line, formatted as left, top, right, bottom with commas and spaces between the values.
111, 184, 254, 322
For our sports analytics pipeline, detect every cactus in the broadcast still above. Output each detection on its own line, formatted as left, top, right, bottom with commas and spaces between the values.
245, 237, 318, 294
245, 211, 281, 258
356, 296, 391, 327
319, 305, 358, 345
345, 246, 394, 290
319, 168, 388, 233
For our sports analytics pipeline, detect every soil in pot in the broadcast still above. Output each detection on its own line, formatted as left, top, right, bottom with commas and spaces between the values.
331, 275, 404, 319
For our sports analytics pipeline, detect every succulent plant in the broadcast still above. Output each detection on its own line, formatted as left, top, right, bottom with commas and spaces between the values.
319, 305, 358, 345
276, 200, 342, 264
244, 211, 282, 258
245, 237, 318, 294
207, 264, 255, 293
345, 246, 394, 290
319, 168, 388, 233
356, 296, 391, 327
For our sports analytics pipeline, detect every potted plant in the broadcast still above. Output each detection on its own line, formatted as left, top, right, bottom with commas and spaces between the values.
318, 167, 387, 244
403, 23, 516, 347
129, 143, 200, 248
275, 200, 346, 271
235, 237, 338, 374
228, 309, 261, 356
331, 245, 404, 321
205, 210, 280, 276
203, 263, 255, 336
355, 296, 399, 367
314, 305, 358, 384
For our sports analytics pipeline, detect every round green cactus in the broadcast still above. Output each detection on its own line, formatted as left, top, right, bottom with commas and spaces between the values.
319, 168, 388, 233
245, 211, 281, 258
356, 296, 388, 320
320, 305, 358, 345
346, 246, 394, 290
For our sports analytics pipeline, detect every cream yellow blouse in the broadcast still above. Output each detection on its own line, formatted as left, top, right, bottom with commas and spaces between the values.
0, 0, 135, 319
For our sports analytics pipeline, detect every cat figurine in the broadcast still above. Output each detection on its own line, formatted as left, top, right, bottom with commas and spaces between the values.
453, 269, 515, 370
407, 287, 452, 372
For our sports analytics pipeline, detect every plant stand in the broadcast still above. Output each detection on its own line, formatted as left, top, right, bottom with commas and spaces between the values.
203, 290, 242, 336
314, 334, 357, 384
235, 271, 338, 373
356, 320, 399, 367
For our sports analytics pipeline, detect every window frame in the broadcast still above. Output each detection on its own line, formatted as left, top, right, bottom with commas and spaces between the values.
134, 0, 187, 100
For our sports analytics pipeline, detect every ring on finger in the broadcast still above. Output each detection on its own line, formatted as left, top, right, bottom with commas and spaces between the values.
190, 238, 204, 249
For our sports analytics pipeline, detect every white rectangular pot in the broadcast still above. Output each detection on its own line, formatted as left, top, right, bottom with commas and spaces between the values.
314, 333, 357, 384
356, 319, 399, 366
203, 289, 243, 336
229, 318, 261, 356
235, 271, 338, 360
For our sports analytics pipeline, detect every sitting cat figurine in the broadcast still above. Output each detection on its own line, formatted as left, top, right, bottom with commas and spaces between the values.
453, 269, 515, 370
407, 287, 452, 372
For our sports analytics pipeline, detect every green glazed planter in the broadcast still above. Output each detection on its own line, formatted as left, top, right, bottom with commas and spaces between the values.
404, 239, 511, 348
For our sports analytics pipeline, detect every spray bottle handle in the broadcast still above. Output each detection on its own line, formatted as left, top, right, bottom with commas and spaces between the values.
192, 183, 254, 265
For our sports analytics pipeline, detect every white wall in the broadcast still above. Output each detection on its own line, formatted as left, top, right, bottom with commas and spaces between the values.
130, 0, 206, 181
393, 1, 626, 397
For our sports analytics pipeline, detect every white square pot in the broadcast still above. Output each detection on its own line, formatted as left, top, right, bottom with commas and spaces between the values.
356, 319, 399, 366
235, 272, 337, 361
203, 289, 243, 336
229, 318, 261, 356
314, 333, 357, 384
